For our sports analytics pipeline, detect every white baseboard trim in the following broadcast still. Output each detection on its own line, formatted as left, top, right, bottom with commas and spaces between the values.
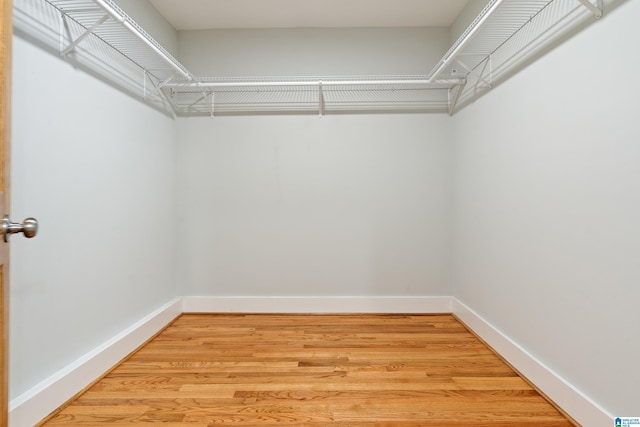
452, 298, 613, 427
182, 296, 453, 314
9, 297, 183, 427
9, 296, 610, 427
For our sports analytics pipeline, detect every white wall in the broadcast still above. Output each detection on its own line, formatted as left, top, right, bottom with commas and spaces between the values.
178, 27, 449, 76
176, 114, 452, 296
12, 1, 638, 422
9, 35, 177, 399
451, 0, 640, 417
175, 27, 452, 297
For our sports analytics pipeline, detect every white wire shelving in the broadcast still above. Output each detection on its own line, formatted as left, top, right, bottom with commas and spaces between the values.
164, 76, 464, 116
13, 0, 605, 116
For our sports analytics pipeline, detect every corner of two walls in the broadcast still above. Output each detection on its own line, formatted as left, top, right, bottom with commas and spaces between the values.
449, 0, 489, 45
10, 6, 458, 410
173, 25, 456, 299
12, 0, 640, 421
9, 0, 180, 403
114, 0, 179, 57
450, 0, 640, 418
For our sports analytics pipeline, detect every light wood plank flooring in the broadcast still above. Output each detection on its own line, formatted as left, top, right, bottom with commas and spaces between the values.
40, 314, 576, 426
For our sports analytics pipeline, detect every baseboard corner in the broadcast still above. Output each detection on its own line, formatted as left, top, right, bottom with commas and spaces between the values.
451, 298, 613, 427
9, 297, 183, 427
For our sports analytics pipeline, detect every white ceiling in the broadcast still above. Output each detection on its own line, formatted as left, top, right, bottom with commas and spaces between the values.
149, 0, 470, 31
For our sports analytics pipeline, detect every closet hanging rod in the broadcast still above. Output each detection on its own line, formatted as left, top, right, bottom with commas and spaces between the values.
91, 0, 192, 80
165, 78, 466, 89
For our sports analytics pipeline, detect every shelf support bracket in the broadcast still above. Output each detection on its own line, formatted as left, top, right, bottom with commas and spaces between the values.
144, 70, 177, 118
144, 71, 180, 100
456, 58, 492, 89
448, 79, 466, 116
209, 92, 215, 118
577, 0, 603, 18
61, 14, 109, 56
187, 92, 208, 109
185, 82, 213, 115
319, 81, 324, 117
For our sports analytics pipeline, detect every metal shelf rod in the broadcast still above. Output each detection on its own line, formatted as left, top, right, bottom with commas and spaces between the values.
165, 78, 466, 89
92, 0, 191, 80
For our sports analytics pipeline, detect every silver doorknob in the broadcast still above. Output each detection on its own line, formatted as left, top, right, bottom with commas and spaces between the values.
2, 216, 39, 242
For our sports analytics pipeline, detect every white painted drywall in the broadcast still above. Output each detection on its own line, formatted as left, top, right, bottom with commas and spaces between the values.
177, 27, 449, 76
9, 35, 178, 400
11, 2, 638, 423
176, 114, 452, 297
174, 27, 453, 298
451, 0, 640, 417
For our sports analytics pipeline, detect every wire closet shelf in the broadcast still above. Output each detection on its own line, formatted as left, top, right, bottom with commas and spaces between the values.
19, 0, 604, 116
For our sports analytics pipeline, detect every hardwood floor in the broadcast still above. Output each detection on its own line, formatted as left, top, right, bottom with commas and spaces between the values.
40, 314, 576, 426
